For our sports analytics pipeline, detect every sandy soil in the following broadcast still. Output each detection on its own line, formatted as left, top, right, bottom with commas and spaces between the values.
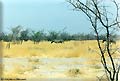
1, 57, 110, 81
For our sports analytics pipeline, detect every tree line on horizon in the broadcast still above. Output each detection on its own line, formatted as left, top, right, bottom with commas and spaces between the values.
0, 26, 119, 44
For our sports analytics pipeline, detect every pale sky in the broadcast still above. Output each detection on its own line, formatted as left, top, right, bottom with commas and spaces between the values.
1, 0, 120, 34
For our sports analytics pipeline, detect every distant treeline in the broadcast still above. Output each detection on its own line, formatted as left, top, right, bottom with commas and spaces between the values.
0, 26, 119, 44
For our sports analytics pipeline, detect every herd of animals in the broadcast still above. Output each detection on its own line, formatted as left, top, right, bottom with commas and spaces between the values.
5, 40, 64, 49
5, 39, 116, 49
102, 39, 116, 44
51, 39, 116, 44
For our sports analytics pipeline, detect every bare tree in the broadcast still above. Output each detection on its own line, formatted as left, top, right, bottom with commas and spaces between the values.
11, 25, 22, 44
67, 0, 120, 81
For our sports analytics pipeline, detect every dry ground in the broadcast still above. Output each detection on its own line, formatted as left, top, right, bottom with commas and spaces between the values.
0, 40, 120, 81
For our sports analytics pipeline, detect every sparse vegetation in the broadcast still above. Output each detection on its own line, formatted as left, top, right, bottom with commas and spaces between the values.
1, 40, 120, 80
28, 58, 39, 63
0, 0, 120, 80
91, 65, 102, 69
67, 68, 83, 77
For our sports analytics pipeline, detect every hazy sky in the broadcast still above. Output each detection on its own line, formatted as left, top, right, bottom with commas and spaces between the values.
1, 0, 120, 34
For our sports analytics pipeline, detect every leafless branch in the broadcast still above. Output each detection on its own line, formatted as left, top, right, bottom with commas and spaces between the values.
67, 0, 120, 80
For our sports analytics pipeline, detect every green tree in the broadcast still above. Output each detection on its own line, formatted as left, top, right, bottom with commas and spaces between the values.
20, 29, 29, 44
47, 31, 60, 41
0, 32, 4, 41
31, 30, 45, 44
60, 32, 71, 41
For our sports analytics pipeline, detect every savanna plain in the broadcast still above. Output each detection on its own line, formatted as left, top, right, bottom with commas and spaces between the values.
0, 40, 120, 81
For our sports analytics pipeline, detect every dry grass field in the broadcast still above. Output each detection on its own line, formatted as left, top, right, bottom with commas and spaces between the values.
0, 40, 120, 81
2, 40, 106, 58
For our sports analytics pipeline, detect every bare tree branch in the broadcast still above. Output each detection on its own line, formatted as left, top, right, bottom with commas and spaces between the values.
67, 0, 120, 81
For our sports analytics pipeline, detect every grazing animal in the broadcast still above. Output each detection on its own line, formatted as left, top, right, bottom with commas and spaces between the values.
102, 39, 116, 44
51, 40, 64, 44
6, 42, 10, 49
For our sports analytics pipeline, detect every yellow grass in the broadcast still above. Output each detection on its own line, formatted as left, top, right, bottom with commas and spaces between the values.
3, 41, 98, 57
2, 40, 120, 58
